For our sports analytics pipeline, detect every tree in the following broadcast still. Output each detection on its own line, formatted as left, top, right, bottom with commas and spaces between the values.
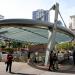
5, 48, 13, 53
56, 41, 73, 50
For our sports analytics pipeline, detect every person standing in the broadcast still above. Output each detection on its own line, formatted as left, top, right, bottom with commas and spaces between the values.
73, 50, 75, 65
48, 51, 54, 71
53, 53, 58, 70
6, 52, 13, 73
27, 51, 31, 63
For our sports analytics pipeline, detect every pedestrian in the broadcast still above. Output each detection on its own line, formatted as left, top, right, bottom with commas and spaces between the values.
6, 52, 13, 73
53, 53, 58, 70
48, 51, 54, 71
27, 51, 31, 63
73, 50, 75, 65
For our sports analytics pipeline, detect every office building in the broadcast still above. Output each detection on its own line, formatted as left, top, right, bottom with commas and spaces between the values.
32, 9, 50, 22
0, 15, 4, 19
69, 15, 75, 34
69, 15, 75, 30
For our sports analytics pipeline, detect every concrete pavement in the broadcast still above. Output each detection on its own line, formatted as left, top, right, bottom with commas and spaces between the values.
0, 62, 75, 75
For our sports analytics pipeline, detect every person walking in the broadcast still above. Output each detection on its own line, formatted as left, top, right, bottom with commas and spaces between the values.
6, 52, 13, 73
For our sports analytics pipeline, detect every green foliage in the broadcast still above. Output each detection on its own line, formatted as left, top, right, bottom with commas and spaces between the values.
0, 40, 6, 47
56, 42, 73, 50
11, 41, 22, 48
1, 45, 6, 48
5, 48, 13, 53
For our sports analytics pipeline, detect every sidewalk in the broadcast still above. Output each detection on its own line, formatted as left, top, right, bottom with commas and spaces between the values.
0, 62, 75, 75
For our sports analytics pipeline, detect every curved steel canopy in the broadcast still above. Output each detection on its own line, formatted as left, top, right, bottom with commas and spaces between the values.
0, 19, 74, 40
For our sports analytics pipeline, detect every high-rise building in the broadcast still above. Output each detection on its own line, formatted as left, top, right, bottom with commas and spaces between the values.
69, 15, 75, 30
0, 15, 4, 19
32, 9, 50, 22
69, 15, 75, 34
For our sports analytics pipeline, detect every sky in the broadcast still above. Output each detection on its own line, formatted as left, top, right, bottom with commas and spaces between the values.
0, 0, 75, 27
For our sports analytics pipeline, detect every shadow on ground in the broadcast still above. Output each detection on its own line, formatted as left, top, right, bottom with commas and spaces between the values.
28, 60, 75, 74
11, 72, 36, 75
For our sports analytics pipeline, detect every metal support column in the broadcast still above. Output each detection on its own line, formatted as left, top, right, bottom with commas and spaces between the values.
45, 3, 59, 65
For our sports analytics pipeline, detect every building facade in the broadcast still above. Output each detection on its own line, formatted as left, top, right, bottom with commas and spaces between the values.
69, 15, 75, 30
32, 9, 50, 22
0, 15, 4, 19
69, 15, 75, 34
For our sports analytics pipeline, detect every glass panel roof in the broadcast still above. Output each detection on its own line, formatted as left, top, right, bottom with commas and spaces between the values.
0, 27, 73, 44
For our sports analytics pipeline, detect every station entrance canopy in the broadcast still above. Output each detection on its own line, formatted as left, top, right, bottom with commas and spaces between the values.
0, 19, 74, 44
